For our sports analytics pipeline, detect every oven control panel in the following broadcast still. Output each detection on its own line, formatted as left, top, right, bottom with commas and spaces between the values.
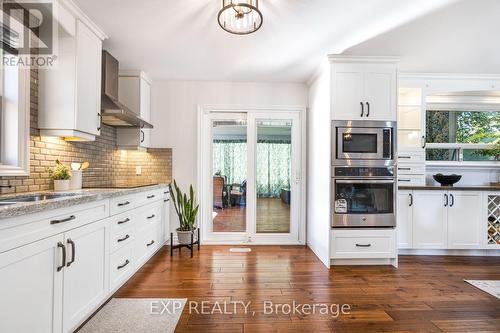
334, 167, 394, 177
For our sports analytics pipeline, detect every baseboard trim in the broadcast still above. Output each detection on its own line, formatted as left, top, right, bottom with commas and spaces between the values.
330, 258, 398, 267
399, 249, 500, 256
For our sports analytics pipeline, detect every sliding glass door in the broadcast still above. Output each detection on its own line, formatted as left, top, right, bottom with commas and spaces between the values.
201, 110, 302, 244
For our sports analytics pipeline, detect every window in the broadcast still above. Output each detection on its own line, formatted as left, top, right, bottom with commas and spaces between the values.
426, 110, 500, 162
0, 26, 30, 176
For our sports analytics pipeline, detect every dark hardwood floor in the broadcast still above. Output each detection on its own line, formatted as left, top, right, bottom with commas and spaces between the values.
115, 246, 500, 332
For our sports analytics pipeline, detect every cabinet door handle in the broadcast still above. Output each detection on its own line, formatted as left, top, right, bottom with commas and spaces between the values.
147, 240, 155, 247
117, 234, 130, 243
360, 102, 364, 117
444, 193, 448, 207
409, 193, 413, 207
421, 135, 426, 149
66, 238, 76, 267
147, 195, 155, 199
50, 215, 76, 225
365, 102, 370, 117
140, 130, 145, 143
57, 242, 66, 272
117, 259, 130, 270
147, 214, 156, 219
355, 243, 371, 247
118, 201, 130, 207
450, 193, 454, 207
97, 112, 102, 131
117, 218, 130, 225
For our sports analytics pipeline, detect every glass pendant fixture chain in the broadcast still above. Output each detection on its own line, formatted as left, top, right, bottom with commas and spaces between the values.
217, 0, 263, 35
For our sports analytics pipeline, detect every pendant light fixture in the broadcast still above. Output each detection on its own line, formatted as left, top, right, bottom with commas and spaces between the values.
218, 0, 263, 35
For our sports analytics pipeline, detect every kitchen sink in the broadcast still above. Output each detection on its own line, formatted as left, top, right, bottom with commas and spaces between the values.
0, 193, 78, 204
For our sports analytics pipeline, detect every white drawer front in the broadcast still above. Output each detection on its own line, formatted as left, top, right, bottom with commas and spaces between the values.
110, 194, 138, 215
109, 243, 134, 291
135, 221, 161, 267
137, 189, 164, 206
398, 151, 425, 163
110, 226, 134, 254
397, 164, 425, 175
397, 175, 425, 186
331, 230, 396, 259
137, 203, 162, 224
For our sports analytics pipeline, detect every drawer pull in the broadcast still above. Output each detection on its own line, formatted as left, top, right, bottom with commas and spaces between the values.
51, 215, 76, 225
117, 259, 130, 270
118, 201, 130, 207
117, 234, 130, 243
147, 195, 155, 199
355, 243, 371, 247
398, 179, 411, 182
117, 218, 130, 225
398, 167, 411, 171
163, 191, 169, 194
164, 199, 170, 203
398, 156, 411, 159
147, 240, 155, 247
147, 214, 156, 219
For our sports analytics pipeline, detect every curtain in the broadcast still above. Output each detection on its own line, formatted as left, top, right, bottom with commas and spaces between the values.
213, 140, 291, 197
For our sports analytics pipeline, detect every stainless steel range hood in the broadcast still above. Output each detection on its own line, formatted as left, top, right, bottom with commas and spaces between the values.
101, 51, 153, 128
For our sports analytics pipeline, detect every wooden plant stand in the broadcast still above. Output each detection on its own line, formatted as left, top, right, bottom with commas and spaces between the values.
170, 228, 200, 257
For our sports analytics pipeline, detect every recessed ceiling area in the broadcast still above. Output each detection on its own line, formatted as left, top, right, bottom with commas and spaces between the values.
75, 0, 463, 82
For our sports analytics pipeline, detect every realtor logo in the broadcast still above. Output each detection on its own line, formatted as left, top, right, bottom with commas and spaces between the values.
1, 0, 58, 67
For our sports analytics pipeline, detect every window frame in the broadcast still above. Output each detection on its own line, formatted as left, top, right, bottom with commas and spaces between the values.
0, 52, 30, 176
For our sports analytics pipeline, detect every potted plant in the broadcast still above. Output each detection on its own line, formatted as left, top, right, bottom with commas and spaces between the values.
48, 160, 72, 191
169, 180, 199, 244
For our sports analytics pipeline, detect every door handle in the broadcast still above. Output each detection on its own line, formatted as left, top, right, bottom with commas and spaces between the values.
66, 238, 76, 267
97, 112, 101, 131
57, 242, 66, 272
140, 130, 145, 143
450, 193, 454, 207
117, 234, 130, 243
360, 102, 364, 117
421, 136, 426, 149
409, 193, 413, 207
365, 102, 370, 117
444, 193, 448, 207
117, 259, 130, 270
355, 243, 371, 247
50, 215, 76, 225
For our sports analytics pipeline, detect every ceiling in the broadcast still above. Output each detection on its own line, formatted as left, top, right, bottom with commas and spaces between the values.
75, 0, 460, 83
344, 0, 500, 74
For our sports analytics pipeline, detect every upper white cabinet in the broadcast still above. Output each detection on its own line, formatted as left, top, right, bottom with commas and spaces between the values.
38, 2, 107, 141
117, 71, 152, 149
330, 56, 398, 121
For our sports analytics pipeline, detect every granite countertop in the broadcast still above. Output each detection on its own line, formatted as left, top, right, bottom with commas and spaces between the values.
399, 184, 500, 191
0, 184, 170, 220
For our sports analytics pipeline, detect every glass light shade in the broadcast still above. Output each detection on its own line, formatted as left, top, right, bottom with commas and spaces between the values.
218, 0, 263, 35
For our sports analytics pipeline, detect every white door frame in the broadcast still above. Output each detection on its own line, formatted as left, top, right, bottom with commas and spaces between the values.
197, 105, 306, 245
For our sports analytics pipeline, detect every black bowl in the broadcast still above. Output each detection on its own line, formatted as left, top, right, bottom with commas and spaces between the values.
433, 174, 462, 186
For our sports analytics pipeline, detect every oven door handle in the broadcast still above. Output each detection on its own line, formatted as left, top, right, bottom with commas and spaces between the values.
335, 179, 394, 184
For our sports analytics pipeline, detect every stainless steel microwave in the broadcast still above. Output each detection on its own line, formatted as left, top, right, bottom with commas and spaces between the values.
332, 120, 396, 166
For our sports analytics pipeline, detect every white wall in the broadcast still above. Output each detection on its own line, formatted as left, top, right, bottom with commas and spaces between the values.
306, 62, 331, 267
150, 81, 308, 232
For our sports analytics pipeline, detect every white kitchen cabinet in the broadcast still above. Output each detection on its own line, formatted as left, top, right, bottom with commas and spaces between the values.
447, 191, 482, 249
38, 15, 106, 141
330, 57, 397, 121
62, 219, 109, 332
162, 190, 171, 243
0, 234, 64, 333
412, 190, 448, 249
117, 71, 152, 149
397, 190, 413, 249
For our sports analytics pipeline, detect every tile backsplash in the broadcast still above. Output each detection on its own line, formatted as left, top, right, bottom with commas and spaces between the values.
0, 68, 172, 194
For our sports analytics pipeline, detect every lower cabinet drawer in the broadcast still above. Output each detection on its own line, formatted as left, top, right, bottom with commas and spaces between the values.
135, 221, 161, 267
397, 175, 425, 186
109, 243, 134, 291
397, 164, 425, 175
331, 229, 396, 259
110, 227, 134, 254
